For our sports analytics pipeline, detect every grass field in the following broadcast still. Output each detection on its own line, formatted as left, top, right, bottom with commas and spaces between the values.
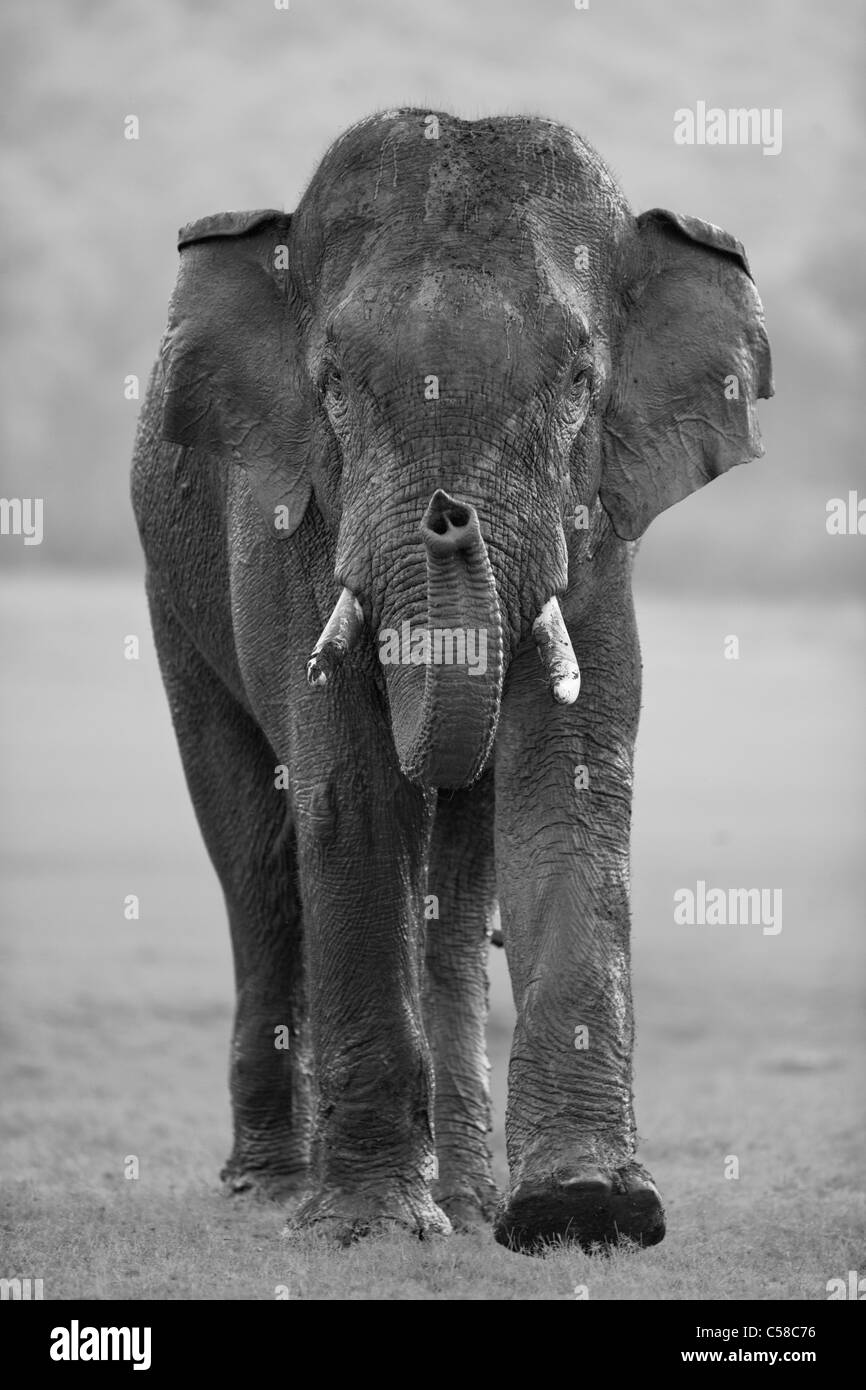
1, 574, 863, 1300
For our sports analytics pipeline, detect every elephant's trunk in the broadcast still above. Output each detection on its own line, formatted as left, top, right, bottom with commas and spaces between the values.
308, 491, 579, 789
382, 490, 503, 789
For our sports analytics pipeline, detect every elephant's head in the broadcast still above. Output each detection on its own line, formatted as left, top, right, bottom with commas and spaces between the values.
161, 111, 772, 789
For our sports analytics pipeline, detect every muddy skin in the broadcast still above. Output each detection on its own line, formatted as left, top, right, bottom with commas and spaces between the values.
132, 109, 772, 1253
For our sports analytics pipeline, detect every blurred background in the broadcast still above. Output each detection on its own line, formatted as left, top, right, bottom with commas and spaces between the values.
1, 0, 863, 1296
1, 0, 864, 588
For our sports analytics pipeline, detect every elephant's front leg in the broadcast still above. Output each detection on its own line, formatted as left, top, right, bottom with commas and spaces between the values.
287, 724, 451, 1244
493, 593, 665, 1253
423, 777, 499, 1229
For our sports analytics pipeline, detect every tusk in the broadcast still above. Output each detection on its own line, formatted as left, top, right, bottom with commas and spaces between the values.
306, 587, 364, 688
532, 597, 581, 705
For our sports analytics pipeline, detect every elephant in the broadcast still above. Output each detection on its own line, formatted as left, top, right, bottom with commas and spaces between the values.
131, 109, 772, 1254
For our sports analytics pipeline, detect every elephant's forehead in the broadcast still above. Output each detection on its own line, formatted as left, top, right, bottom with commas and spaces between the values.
310, 108, 623, 205
329, 269, 588, 366
297, 110, 628, 286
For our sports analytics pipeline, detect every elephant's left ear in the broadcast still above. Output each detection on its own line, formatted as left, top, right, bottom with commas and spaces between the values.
601, 209, 774, 540
160, 208, 313, 540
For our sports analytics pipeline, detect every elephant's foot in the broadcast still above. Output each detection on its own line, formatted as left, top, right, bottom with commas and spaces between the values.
434, 1176, 500, 1232
494, 1159, 665, 1255
220, 1159, 310, 1203
283, 1185, 452, 1246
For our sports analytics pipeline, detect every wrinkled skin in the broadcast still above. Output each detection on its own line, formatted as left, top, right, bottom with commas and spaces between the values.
131, 110, 772, 1253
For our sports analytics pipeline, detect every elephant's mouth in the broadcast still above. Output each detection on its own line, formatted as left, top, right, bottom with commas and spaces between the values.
306, 490, 580, 789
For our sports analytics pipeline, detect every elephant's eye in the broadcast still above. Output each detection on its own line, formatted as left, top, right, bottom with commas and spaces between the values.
570, 364, 592, 397
323, 369, 344, 401
561, 361, 593, 431
319, 360, 346, 410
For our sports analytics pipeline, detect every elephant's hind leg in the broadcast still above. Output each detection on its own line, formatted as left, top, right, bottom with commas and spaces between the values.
147, 580, 312, 1200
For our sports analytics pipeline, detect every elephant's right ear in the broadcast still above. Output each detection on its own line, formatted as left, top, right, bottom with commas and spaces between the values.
160, 209, 312, 539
